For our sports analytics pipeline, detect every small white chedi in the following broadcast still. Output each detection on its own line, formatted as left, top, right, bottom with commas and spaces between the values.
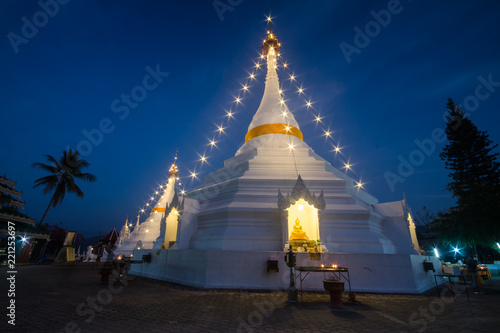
121, 28, 439, 293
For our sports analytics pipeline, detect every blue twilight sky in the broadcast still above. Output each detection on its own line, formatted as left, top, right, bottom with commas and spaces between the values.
1, 0, 500, 237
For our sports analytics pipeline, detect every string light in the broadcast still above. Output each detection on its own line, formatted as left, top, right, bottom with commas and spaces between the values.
131, 17, 366, 229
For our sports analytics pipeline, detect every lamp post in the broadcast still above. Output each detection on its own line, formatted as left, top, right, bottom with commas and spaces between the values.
284, 247, 297, 302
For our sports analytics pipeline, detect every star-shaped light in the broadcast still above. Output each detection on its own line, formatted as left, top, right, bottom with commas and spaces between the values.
344, 163, 351, 170
283, 62, 288, 68
279, 89, 283, 94
298, 87, 304, 94
315, 114, 323, 124
217, 125, 225, 133
190, 171, 198, 179
266, 14, 273, 23
226, 110, 233, 118
285, 125, 291, 132
181, 189, 186, 195
255, 63, 261, 69
282, 111, 288, 117
280, 99, 285, 105
306, 100, 312, 108
333, 145, 341, 153
199, 154, 207, 164
288, 143, 295, 150
141, 209, 145, 212
323, 130, 332, 138
146, 203, 149, 206
235, 97, 241, 104
242, 84, 249, 91
249, 73, 255, 79
150, 197, 154, 200
209, 139, 217, 148
155, 191, 158, 194
356, 181, 364, 189
289, 74, 295, 81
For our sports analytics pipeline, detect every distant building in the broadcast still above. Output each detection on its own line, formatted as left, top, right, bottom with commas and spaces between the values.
93, 228, 120, 260
0, 174, 49, 264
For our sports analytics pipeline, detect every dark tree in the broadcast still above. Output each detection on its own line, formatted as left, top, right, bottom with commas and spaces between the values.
32, 148, 96, 225
437, 98, 500, 245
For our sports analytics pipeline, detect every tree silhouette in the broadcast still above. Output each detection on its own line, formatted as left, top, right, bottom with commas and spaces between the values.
437, 98, 500, 245
32, 148, 96, 225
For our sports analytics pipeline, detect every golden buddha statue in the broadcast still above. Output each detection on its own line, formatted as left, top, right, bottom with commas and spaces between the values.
290, 217, 309, 240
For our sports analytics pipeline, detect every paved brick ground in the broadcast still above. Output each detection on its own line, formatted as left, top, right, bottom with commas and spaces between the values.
1, 263, 499, 332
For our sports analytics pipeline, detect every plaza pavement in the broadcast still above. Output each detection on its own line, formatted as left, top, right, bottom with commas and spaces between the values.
1, 262, 499, 332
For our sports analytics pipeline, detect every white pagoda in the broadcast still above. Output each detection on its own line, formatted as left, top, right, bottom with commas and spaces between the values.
116, 162, 181, 256
128, 28, 439, 293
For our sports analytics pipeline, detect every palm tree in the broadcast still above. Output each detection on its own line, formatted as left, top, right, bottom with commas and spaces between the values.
32, 148, 96, 225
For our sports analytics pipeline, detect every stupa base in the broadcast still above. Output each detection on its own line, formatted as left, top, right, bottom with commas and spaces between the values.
129, 249, 440, 294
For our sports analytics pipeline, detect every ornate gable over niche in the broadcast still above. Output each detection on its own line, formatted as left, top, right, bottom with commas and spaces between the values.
278, 175, 325, 211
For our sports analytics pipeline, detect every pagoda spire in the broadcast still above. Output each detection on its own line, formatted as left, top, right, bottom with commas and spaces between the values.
151, 157, 178, 215
242, 28, 303, 146
135, 213, 140, 230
